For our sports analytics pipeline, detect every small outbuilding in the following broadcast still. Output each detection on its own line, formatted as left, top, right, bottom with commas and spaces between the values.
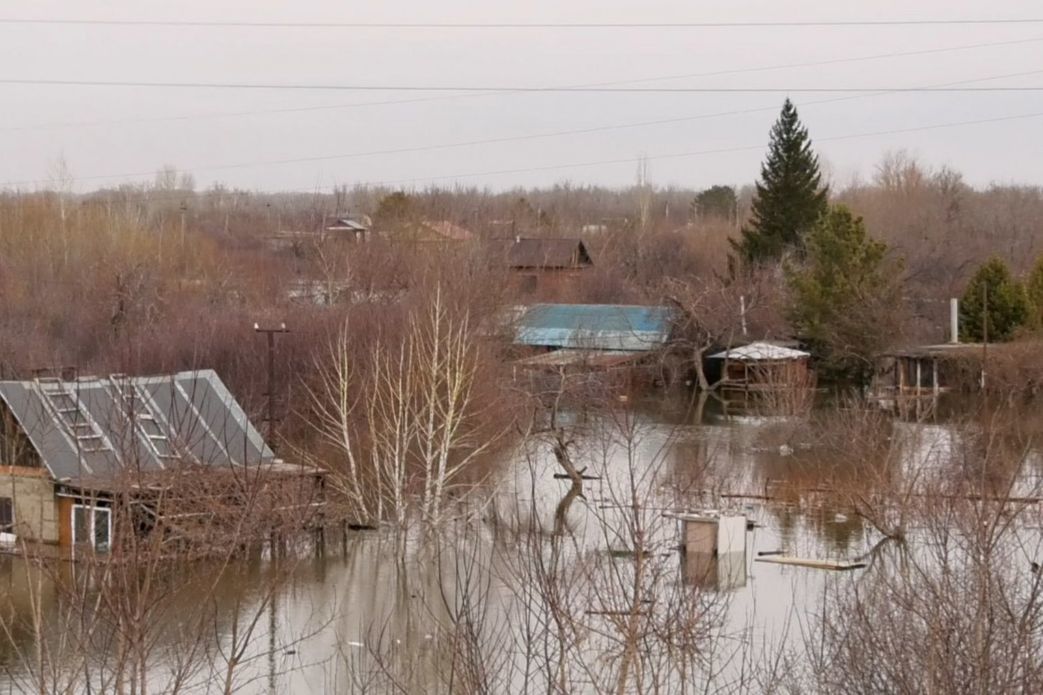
512, 303, 675, 377
324, 214, 372, 241
872, 343, 986, 398
709, 342, 811, 391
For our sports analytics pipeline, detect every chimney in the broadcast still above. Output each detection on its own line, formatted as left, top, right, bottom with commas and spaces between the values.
950, 298, 959, 344
739, 295, 748, 337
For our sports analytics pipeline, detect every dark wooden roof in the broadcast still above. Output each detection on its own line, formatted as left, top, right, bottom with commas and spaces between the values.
488, 238, 593, 269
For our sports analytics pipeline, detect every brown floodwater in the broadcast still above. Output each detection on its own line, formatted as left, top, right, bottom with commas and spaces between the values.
2, 391, 1041, 693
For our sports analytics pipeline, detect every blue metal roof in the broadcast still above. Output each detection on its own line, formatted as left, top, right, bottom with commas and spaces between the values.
515, 304, 673, 352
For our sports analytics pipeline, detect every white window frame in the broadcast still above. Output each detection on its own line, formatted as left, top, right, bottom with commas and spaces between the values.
72, 504, 112, 551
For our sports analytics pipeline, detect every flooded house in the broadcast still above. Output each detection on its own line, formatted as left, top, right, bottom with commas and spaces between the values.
511, 303, 675, 380
0, 370, 323, 553
709, 342, 812, 391
489, 237, 594, 299
323, 214, 372, 242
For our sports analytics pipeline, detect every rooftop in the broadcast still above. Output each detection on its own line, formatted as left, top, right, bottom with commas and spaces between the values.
515, 303, 673, 352
488, 238, 593, 269
885, 343, 988, 358
0, 370, 273, 484
710, 342, 810, 361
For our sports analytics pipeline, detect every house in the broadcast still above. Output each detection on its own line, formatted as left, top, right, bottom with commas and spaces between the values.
266, 214, 372, 252
488, 238, 594, 298
324, 214, 372, 242
709, 342, 812, 391
512, 303, 674, 373
0, 370, 322, 553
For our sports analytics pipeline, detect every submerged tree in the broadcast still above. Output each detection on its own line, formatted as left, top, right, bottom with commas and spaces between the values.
960, 257, 1029, 342
786, 205, 902, 383
732, 99, 828, 265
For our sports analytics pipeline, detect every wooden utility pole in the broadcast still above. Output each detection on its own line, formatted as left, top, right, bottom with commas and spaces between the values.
254, 323, 289, 449
179, 201, 187, 253
981, 284, 988, 390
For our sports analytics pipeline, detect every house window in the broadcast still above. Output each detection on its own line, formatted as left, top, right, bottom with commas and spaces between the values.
72, 504, 111, 551
0, 497, 12, 533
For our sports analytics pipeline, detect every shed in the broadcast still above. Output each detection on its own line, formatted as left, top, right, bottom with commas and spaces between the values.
872, 343, 986, 398
710, 342, 811, 391
324, 214, 371, 241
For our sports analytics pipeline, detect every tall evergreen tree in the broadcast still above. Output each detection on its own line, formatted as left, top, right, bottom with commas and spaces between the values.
732, 99, 828, 265
960, 257, 1029, 342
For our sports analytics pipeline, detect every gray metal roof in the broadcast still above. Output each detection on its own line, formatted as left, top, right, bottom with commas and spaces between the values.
0, 370, 273, 484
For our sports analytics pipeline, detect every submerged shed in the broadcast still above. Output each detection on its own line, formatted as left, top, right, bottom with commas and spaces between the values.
513, 303, 674, 374
710, 342, 811, 391
872, 343, 986, 398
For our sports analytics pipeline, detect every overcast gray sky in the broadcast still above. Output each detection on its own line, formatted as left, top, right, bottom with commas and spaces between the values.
2, 0, 1042, 193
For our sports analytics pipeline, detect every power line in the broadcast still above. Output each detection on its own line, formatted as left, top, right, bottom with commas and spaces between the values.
2, 67, 1037, 189
3, 35, 1040, 133
5, 108, 1040, 196
3, 18, 1043, 28
1, 78, 1043, 92
354, 111, 1043, 188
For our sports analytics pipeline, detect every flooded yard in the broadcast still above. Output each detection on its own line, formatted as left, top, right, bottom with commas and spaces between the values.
2, 392, 1042, 693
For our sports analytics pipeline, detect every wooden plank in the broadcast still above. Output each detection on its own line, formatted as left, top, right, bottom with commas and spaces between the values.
0, 465, 49, 478
57, 497, 73, 548
755, 555, 866, 571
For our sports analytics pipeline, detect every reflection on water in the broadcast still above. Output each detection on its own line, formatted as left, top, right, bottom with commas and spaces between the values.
2, 391, 1042, 692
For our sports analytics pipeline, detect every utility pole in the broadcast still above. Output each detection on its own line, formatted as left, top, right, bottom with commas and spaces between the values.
179, 201, 187, 253
254, 323, 289, 449
981, 284, 988, 391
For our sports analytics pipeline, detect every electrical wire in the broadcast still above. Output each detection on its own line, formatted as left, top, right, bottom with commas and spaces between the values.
1, 78, 1042, 92
2, 18, 1043, 29
2, 67, 1038, 189
353, 110, 1043, 188
3, 35, 1040, 133
4, 108, 1040, 196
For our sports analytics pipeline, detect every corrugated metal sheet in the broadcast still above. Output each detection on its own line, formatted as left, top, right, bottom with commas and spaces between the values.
710, 342, 810, 361
0, 370, 272, 484
515, 349, 645, 368
515, 304, 673, 352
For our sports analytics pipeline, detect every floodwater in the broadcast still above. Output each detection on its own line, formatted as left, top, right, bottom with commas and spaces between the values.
2, 392, 1042, 693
